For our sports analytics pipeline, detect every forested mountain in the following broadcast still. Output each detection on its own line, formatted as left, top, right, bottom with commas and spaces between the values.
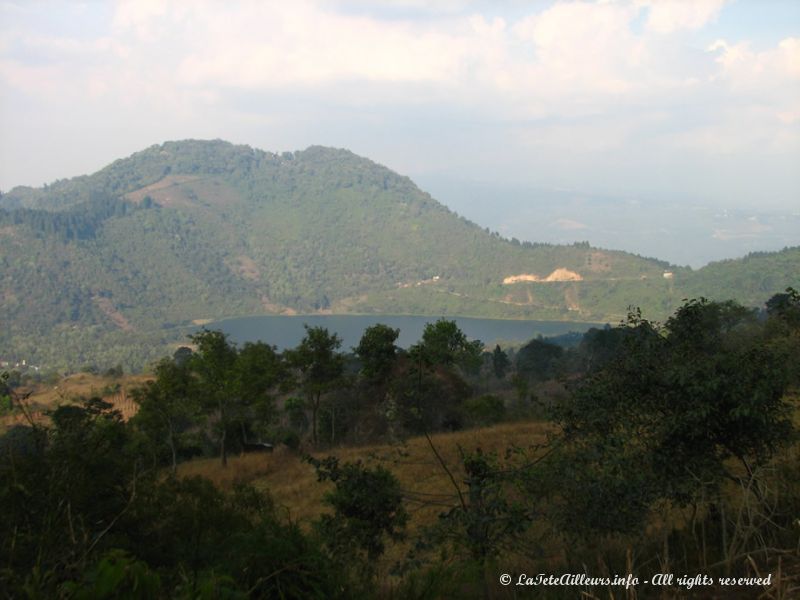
1, 139, 797, 370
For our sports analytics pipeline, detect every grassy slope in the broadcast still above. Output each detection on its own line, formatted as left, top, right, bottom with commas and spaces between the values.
0, 372, 152, 432
178, 405, 800, 594
176, 421, 552, 572
684, 246, 800, 305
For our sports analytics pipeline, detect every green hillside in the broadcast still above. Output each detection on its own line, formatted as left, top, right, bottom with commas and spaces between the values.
1, 140, 797, 370
683, 247, 800, 305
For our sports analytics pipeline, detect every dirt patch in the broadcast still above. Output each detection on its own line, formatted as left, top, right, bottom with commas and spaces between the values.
126, 175, 242, 211
504, 274, 541, 284
230, 255, 261, 281
543, 268, 583, 282
186, 178, 241, 208
125, 175, 202, 208
93, 296, 134, 331
397, 276, 441, 289
503, 268, 583, 284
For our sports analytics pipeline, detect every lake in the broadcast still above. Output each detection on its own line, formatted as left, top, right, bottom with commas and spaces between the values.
207, 314, 604, 351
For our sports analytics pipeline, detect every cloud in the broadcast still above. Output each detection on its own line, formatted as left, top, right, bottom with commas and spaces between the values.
707, 35, 800, 129
641, 0, 727, 35
112, 0, 169, 39
175, 3, 468, 88
2, 0, 790, 123
678, 35, 800, 152
0, 0, 797, 206
510, 1, 645, 101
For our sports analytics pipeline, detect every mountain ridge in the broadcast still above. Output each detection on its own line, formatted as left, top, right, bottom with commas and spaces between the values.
1, 139, 796, 370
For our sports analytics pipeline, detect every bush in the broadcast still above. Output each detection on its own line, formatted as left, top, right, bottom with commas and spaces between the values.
463, 394, 506, 427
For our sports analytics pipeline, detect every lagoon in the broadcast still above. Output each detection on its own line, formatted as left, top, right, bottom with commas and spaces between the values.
208, 314, 604, 351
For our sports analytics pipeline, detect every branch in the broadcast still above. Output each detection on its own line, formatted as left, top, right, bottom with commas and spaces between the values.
424, 430, 466, 511
84, 462, 139, 559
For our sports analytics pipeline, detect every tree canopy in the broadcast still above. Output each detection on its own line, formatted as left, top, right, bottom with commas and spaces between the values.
550, 298, 796, 534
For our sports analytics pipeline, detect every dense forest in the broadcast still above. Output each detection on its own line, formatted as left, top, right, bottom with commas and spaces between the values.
2, 140, 797, 371
2, 290, 798, 598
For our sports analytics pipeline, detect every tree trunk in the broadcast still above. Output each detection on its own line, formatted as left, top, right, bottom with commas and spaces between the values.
219, 399, 227, 467
312, 393, 320, 447
330, 406, 335, 445
221, 427, 227, 467
168, 419, 177, 476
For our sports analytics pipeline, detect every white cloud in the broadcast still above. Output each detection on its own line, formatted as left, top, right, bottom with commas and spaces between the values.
0, 58, 62, 95
0, 0, 797, 209
112, 0, 169, 40
175, 3, 467, 88
706, 36, 800, 129
709, 36, 800, 88
641, 0, 727, 34
0, 0, 773, 126
511, 1, 645, 97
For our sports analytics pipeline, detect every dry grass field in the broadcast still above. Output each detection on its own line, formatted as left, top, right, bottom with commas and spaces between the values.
175, 415, 800, 598
177, 421, 552, 527
1, 372, 151, 430
175, 421, 555, 583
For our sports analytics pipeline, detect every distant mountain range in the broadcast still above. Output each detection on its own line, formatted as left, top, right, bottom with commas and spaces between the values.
1, 139, 797, 370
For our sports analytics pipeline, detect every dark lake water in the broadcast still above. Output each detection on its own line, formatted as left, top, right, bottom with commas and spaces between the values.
207, 314, 604, 351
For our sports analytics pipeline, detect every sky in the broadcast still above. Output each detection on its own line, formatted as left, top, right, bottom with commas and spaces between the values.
1, 0, 798, 266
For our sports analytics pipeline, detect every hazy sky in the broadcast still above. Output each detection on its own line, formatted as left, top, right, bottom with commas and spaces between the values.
1, 1, 798, 263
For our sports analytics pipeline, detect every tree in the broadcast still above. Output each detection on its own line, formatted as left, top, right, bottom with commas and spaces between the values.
232, 341, 287, 442
516, 337, 563, 382
288, 326, 344, 446
355, 324, 400, 381
132, 358, 196, 474
0, 371, 11, 413
396, 319, 478, 434
172, 346, 193, 366
551, 300, 795, 534
439, 449, 533, 563
410, 319, 482, 371
575, 325, 629, 372
463, 394, 506, 427
308, 456, 407, 564
188, 330, 238, 467
491, 345, 509, 379
0, 397, 137, 587
764, 287, 800, 387
766, 286, 800, 327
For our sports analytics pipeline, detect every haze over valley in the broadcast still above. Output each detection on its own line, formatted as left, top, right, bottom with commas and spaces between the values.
419, 175, 800, 268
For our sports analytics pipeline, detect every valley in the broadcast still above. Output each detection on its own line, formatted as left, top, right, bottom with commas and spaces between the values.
1, 139, 797, 372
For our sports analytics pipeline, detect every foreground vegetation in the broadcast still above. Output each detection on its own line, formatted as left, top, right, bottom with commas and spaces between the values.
1, 290, 799, 598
